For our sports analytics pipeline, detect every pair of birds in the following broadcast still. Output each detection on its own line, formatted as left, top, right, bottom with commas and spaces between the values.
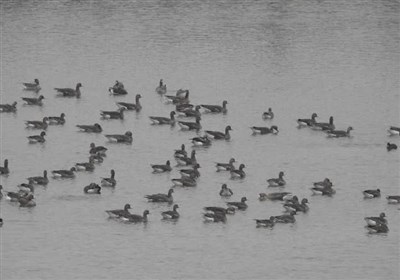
364, 212, 389, 233
255, 211, 297, 227
203, 197, 247, 222
24, 79, 82, 97
310, 178, 335, 196
214, 157, 246, 179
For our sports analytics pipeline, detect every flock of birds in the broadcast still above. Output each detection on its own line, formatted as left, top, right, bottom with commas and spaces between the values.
0, 78, 399, 233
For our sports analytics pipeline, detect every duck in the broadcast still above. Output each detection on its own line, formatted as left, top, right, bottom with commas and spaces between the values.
203, 206, 236, 215
101, 169, 116, 187
47, 113, 66, 125
386, 195, 400, 204
156, 79, 167, 94
262, 108, 274, 120
219, 184, 233, 197
364, 212, 387, 226
100, 107, 125, 120
161, 204, 180, 220
250, 125, 279, 135
27, 170, 49, 185
75, 157, 95, 172
363, 189, 380, 198
106, 203, 132, 219
179, 163, 201, 179
149, 111, 176, 125
171, 174, 197, 187
54, 83, 82, 98
326, 126, 353, 138
76, 123, 102, 133
109, 81, 128, 95
18, 193, 36, 207
230, 164, 246, 179
177, 105, 201, 118
190, 135, 211, 147
25, 117, 48, 130
105, 131, 133, 143
21, 95, 44, 106
174, 144, 187, 159
116, 94, 142, 111
387, 142, 397, 151
388, 126, 400, 136
151, 160, 172, 173
205, 125, 232, 140
227, 197, 248, 210
0, 101, 17, 112
259, 192, 292, 201
273, 211, 296, 223
297, 113, 318, 127
178, 116, 202, 130
267, 172, 286, 187
145, 189, 174, 203
366, 223, 389, 234
89, 143, 108, 156
83, 183, 101, 194
312, 116, 335, 131
254, 217, 275, 228
215, 158, 236, 172
125, 210, 150, 223
0, 159, 9, 175
200, 100, 228, 114
51, 167, 76, 178
175, 150, 197, 166
22, 78, 41, 91
203, 212, 227, 223
27, 131, 46, 143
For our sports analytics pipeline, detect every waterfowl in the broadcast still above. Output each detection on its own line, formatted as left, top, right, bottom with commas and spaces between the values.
100, 107, 125, 120
178, 105, 201, 118
175, 103, 194, 113
251, 125, 279, 135
171, 174, 197, 187
215, 158, 236, 172
262, 108, 274, 120
0, 101, 17, 112
364, 212, 387, 226
227, 197, 248, 210
297, 113, 318, 127
75, 157, 95, 171
161, 204, 180, 220
54, 83, 82, 98
89, 154, 104, 163
27, 131, 46, 143
190, 135, 211, 147
76, 123, 102, 133
109, 81, 128, 95
178, 116, 202, 130
204, 206, 236, 215
27, 170, 49, 185
254, 217, 275, 228
326, 127, 353, 138
156, 79, 167, 94
89, 143, 107, 156
22, 78, 41, 91
0, 185, 3, 199
145, 189, 174, 203
175, 150, 197, 166
17, 183, 34, 194
98, 171, 115, 188
203, 212, 227, 223
0, 159, 9, 175
18, 193, 36, 207
116, 94, 142, 111
386, 195, 400, 204
259, 192, 292, 201
230, 164, 246, 179
165, 90, 190, 104
363, 189, 380, 198
51, 167, 76, 178
205, 125, 232, 140
125, 210, 150, 223
273, 211, 296, 223
47, 113, 66, 125
388, 126, 400, 136
310, 186, 336, 196
105, 131, 133, 143
83, 183, 101, 194
366, 223, 389, 234
200, 100, 228, 114
313, 178, 333, 189
312, 116, 335, 131
151, 160, 172, 173
284, 198, 309, 213
219, 184, 233, 197
5, 190, 27, 202
21, 95, 44, 106
105, 203, 132, 219
25, 117, 48, 130
149, 111, 176, 125
174, 144, 187, 159
175, 89, 189, 97
267, 172, 286, 187
180, 163, 201, 179
387, 142, 397, 151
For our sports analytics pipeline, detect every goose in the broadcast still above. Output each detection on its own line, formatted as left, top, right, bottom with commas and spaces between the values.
76, 123, 102, 133
151, 160, 172, 173
203, 212, 227, 222
165, 90, 190, 104
25, 117, 48, 130
89, 143, 108, 156
219, 184, 233, 197
105, 203, 132, 219
363, 189, 380, 198
200, 100, 228, 114
326, 127, 353, 138
230, 164, 246, 179
258, 192, 292, 201
75, 157, 95, 172
116, 94, 142, 111
145, 189, 174, 203
89, 154, 104, 163
109, 81, 127, 95
171, 174, 197, 187
27, 170, 49, 185
386, 195, 400, 204
313, 178, 333, 189
190, 135, 211, 147
175, 103, 194, 113
51, 167, 76, 178
250, 125, 279, 135
0, 159, 9, 175
388, 126, 400, 136
156, 79, 167, 94
21, 95, 44, 106
105, 131, 133, 143
100, 107, 125, 120
5, 190, 27, 202
22, 78, 41, 91
161, 204, 180, 220
205, 125, 232, 140
174, 144, 187, 159
312, 116, 335, 131
101, 169, 116, 187
310, 185, 336, 196
262, 108, 274, 120
83, 183, 101, 194
204, 206, 236, 215
18, 193, 36, 207
179, 163, 201, 179
124, 210, 150, 223
54, 83, 82, 98
149, 111, 176, 125
364, 212, 387, 226
267, 172, 285, 187
387, 142, 397, 151
254, 217, 275, 227
178, 105, 201, 118
215, 158, 236, 172
0, 101, 17, 112
284, 198, 309, 213
366, 223, 389, 234
47, 113, 66, 125
227, 197, 248, 210
27, 131, 46, 143
178, 116, 201, 130
273, 211, 296, 223
175, 150, 197, 166
297, 113, 318, 127
17, 183, 34, 194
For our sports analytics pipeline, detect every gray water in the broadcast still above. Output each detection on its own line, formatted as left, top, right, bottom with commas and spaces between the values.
1, 0, 399, 279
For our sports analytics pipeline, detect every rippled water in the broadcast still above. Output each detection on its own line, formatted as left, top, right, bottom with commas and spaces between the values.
1, 0, 399, 279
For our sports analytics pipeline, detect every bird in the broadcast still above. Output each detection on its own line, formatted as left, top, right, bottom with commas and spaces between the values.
366, 223, 389, 234
75, 157, 95, 171
177, 105, 201, 118
326, 127, 353, 138
156, 79, 167, 94
312, 116, 335, 131
203, 212, 227, 223
364, 212, 387, 226
387, 142, 397, 151
100, 108, 125, 119
250, 125, 279, 135
175, 150, 197, 166
116, 94, 142, 111
171, 174, 197, 187
105, 131, 133, 143
174, 144, 187, 159
254, 217, 275, 228
190, 135, 211, 147
18, 193, 36, 207
47, 113, 66, 125
17, 183, 34, 194
313, 178, 333, 189
258, 192, 292, 201
27, 131, 46, 143
203, 206, 236, 215
21, 95, 44, 106
27, 170, 49, 185
363, 189, 380, 198
297, 113, 318, 127
386, 195, 400, 204
0, 185, 3, 199
161, 204, 180, 220
215, 158, 236, 172
387, 126, 400, 136
54, 83, 82, 98
0, 159, 9, 175
230, 164, 246, 179
179, 163, 201, 179
145, 189, 174, 203
83, 183, 101, 194
89, 143, 108, 156
219, 184, 233, 197
124, 210, 150, 223
151, 160, 172, 173
262, 108, 274, 120
310, 186, 336, 196
0, 101, 17, 113
76, 123, 102, 133
205, 125, 232, 140
284, 198, 309, 213
149, 111, 176, 125
175, 103, 194, 113
25, 117, 48, 130
101, 169, 116, 187
267, 171, 286, 187
51, 167, 76, 178
106, 204, 132, 219
22, 78, 41, 91
273, 211, 296, 223
109, 81, 128, 95
178, 116, 202, 130
200, 100, 228, 114
165, 90, 190, 104
227, 197, 248, 210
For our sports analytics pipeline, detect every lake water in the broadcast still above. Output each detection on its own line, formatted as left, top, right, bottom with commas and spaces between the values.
1, 0, 399, 279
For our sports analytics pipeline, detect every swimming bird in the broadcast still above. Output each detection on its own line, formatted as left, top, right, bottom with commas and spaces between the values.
259, 192, 292, 201
310, 185, 336, 196
27, 170, 49, 185
174, 144, 187, 159
171, 174, 197, 187
89, 154, 104, 163
100, 107, 125, 119
105, 203, 132, 219
89, 143, 108, 156
190, 135, 211, 147
227, 197, 248, 210
215, 158, 236, 172
366, 223, 389, 234
203, 212, 227, 223
250, 125, 279, 135
388, 126, 400, 136
25, 117, 48, 130
284, 198, 309, 213
204, 206, 236, 215
27, 131, 46, 143
312, 116, 335, 131
17, 183, 34, 194
22, 78, 41, 91
83, 183, 101, 194
156, 79, 167, 94
200, 100, 228, 114
76, 123, 102, 133
0, 101, 17, 112
273, 211, 296, 223
364, 212, 387, 226
178, 116, 201, 130
363, 189, 380, 198
51, 167, 76, 178
125, 210, 150, 223
116, 94, 142, 111
165, 90, 190, 104
175, 150, 197, 166
313, 178, 333, 189
47, 113, 66, 125
18, 193, 36, 207
254, 217, 275, 228
75, 157, 95, 171
219, 184, 233, 197
54, 83, 82, 98
145, 189, 174, 203
267, 171, 286, 187
5, 190, 27, 202
161, 204, 180, 220
0, 159, 9, 175
151, 160, 172, 173
175, 103, 194, 113
21, 95, 44, 106
262, 108, 274, 120
297, 113, 318, 127
101, 169, 116, 187
179, 163, 201, 179
386, 195, 400, 204
109, 81, 128, 95
387, 142, 397, 151
149, 111, 176, 125
105, 131, 133, 143
178, 105, 201, 118
205, 125, 232, 140
326, 127, 353, 138
230, 164, 246, 179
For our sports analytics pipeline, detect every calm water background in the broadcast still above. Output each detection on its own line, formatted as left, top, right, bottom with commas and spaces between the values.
1, 0, 399, 279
